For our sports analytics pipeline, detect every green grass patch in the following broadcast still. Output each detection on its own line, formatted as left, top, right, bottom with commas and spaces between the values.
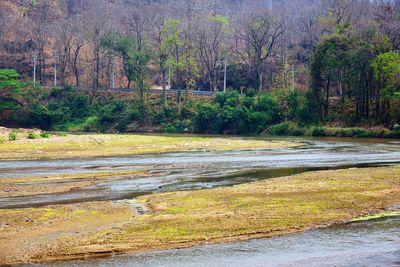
351, 211, 400, 222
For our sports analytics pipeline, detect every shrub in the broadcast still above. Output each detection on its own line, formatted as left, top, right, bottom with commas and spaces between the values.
130, 108, 141, 121
380, 128, 394, 138
194, 103, 221, 134
215, 91, 240, 107
174, 119, 192, 133
296, 104, 314, 125
253, 94, 281, 124
155, 106, 177, 124
162, 119, 192, 134
162, 124, 178, 134
267, 122, 304, 136
311, 126, 327, 137
8, 130, 17, 141
27, 131, 38, 139
40, 132, 50, 138
27, 103, 63, 129
347, 128, 372, 138
64, 92, 90, 119
392, 129, 400, 138
0, 137, 5, 144
291, 127, 305, 136
64, 84, 73, 92
268, 122, 291, 136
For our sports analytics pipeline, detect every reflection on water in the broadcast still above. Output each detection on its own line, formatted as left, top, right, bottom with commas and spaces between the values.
44, 217, 400, 267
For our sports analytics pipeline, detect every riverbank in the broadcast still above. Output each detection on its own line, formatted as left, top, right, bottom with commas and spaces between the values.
1, 166, 400, 265
0, 133, 301, 160
265, 122, 400, 139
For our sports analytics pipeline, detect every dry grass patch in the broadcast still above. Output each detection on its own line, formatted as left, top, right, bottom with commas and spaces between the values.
62, 166, 400, 260
0, 170, 148, 197
0, 202, 134, 265
0, 134, 301, 160
1, 166, 400, 265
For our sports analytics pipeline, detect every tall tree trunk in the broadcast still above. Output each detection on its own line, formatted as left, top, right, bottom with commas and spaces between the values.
258, 68, 263, 92
73, 45, 81, 86
39, 47, 46, 85
138, 77, 145, 104
92, 46, 100, 88
375, 91, 380, 120
161, 69, 167, 107
325, 76, 331, 118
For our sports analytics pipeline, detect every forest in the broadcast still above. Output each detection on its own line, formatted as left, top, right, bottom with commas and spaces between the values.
0, 0, 400, 136
3, 2, 400, 265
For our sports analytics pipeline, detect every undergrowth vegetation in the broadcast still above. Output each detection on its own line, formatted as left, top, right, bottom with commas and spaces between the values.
0, 73, 399, 138
2, 84, 314, 135
267, 122, 400, 138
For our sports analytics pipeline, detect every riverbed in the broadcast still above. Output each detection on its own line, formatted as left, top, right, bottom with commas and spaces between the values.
44, 216, 400, 267
1, 137, 400, 209
2, 136, 400, 266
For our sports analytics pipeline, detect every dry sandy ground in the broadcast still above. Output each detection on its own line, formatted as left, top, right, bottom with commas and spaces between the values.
0, 170, 149, 198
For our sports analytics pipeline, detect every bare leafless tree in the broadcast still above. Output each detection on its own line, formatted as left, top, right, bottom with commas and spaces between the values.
240, 14, 285, 91
29, 0, 56, 85
193, 16, 229, 92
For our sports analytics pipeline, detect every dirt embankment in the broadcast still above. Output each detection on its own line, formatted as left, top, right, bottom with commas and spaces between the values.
0, 126, 42, 135
1, 166, 400, 265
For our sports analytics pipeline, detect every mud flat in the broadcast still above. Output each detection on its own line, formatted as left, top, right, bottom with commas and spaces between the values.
1, 166, 400, 265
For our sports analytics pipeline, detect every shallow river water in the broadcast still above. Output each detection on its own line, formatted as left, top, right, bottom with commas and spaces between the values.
45, 216, 400, 267
3, 136, 400, 266
2, 137, 400, 209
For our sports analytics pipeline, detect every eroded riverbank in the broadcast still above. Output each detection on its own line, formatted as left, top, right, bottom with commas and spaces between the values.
1, 166, 400, 265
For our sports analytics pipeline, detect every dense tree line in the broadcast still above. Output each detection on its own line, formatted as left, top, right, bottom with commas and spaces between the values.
0, 68, 399, 137
0, 69, 313, 134
0, 0, 400, 129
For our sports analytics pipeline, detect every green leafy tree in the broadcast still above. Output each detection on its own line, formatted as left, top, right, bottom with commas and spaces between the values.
102, 32, 150, 103
311, 35, 346, 118
159, 19, 182, 105
371, 52, 400, 119
0, 69, 23, 112
371, 52, 400, 100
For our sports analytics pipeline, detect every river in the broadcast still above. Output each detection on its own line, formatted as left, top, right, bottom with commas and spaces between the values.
1, 137, 400, 209
2, 137, 400, 266
44, 216, 400, 267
